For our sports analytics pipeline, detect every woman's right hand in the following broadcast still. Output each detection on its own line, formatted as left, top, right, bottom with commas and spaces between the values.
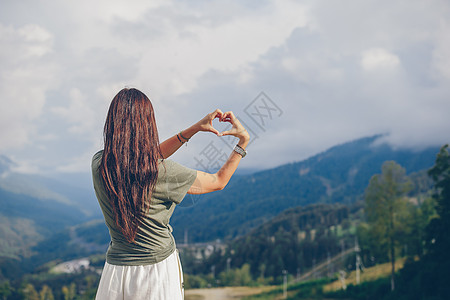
219, 111, 250, 142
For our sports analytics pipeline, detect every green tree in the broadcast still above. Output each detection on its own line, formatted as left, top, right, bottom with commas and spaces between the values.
218, 264, 253, 286
0, 281, 13, 300
402, 196, 436, 258
39, 285, 54, 300
21, 283, 39, 300
364, 161, 411, 291
61, 283, 76, 300
381, 145, 450, 300
424, 144, 450, 296
427, 145, 450, 252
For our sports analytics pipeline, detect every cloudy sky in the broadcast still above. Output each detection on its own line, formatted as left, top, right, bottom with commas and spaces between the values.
1, 0, 449, 175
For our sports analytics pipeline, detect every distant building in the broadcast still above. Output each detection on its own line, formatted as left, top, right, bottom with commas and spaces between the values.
53, 258, 90, 274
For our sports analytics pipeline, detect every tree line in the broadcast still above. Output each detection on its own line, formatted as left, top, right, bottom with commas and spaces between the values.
326, 144, 450, 299
182, 145, 447, 297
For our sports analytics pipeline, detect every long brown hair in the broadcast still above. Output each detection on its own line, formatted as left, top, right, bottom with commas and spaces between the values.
99, 88, 162, 243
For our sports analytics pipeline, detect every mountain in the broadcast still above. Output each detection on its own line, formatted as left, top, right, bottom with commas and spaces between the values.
0, 158, 101, 260
171, 135, 440, 243
0, 136, 441, 272
181, 203, 358, 279
0, 218, 110, 280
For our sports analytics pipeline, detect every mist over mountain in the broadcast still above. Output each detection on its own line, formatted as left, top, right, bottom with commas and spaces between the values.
171, 135, 440, 243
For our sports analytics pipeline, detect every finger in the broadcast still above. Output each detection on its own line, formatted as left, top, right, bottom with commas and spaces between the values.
221, 116, 234, 124
220, 111, 232, 121
208, 127, 220, 136
220, 111, 230, 122
221, 111, 229, 120
222, 111, 235, 120
211, 109, 223, 120
218, 111, 226, 122
219, 130, 231, 136
220, 127, 237, 136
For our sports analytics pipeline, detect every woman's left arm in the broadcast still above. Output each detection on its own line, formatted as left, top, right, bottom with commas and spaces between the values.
159, 126, 197, 159
160, 109, 223, 159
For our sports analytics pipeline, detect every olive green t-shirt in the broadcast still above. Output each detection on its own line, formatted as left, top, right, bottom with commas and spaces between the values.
91, 150, 196, 266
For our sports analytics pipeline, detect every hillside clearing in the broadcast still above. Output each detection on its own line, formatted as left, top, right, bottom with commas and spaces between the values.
323, 258, 407, 292
185, 286, 274, 300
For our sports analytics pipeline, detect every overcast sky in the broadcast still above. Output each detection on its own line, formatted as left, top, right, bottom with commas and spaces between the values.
1, 0, 449, 175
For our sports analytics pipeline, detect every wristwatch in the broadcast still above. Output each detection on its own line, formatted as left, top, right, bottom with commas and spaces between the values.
233, 144, 247, 158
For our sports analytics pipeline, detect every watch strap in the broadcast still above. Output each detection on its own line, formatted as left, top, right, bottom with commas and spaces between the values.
233, 144, 247, 158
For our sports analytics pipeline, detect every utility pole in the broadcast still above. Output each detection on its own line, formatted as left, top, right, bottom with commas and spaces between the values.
355, 238, 360, 284
339, 270, 347, 290
355, 238, 364, 284
312, 258, 316, 279
327, 252, 332, 277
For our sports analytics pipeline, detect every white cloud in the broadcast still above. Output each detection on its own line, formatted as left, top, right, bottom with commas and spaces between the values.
361, 48, 400, 71
431, 20, 450, 81
1, 0, 450, 173
107, 0, 311, 96
164, 0, 450, 169
0, 23, 58, 150
50, 88, 95, 134
17, 24, 53, 56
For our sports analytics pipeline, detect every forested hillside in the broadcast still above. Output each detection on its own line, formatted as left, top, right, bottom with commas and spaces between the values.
181, 203, 358, 280
172, 135, 439, 243
0, 156, 101, 261
0, 137, 444, 299
180, 159, 440, 289
0, 188, 88, 259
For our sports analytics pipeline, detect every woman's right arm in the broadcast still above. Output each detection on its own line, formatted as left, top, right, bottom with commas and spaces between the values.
188, 111, 250, 194
159, 109, 223, 159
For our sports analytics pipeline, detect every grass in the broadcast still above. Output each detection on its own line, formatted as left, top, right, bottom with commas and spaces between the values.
185, 286, 275, 300
323, 258, 406, 292
242, 258, 408, 300
242, 279, 333, 300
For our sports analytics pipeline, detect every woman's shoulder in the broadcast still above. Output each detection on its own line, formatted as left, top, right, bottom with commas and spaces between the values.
91, 150, 103, 171
159, 159, 177, 173
159, 159, 196, 177
160, 159, 191, 169
93, 149, 103, 159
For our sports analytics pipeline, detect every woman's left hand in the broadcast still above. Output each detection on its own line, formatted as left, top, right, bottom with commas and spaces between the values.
195, 109, 224, 136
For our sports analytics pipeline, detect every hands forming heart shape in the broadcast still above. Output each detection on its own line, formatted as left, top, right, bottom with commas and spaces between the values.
197, 109, 249, 141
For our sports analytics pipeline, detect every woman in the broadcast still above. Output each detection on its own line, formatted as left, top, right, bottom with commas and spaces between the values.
92, 88, 249, 299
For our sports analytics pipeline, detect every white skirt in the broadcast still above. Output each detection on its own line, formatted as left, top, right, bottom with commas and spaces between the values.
95, 250, 184, 300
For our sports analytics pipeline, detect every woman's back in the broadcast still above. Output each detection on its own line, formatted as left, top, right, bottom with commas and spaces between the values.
92, 150, 196, 266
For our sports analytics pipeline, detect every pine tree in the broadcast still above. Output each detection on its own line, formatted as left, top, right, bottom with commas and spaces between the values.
424, 144, 450, 297
364, 161, 411, 291
39, 285, 54, 300
0, 281, 12, 300
22, 284, 39, 300
62, 283, 76, 300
